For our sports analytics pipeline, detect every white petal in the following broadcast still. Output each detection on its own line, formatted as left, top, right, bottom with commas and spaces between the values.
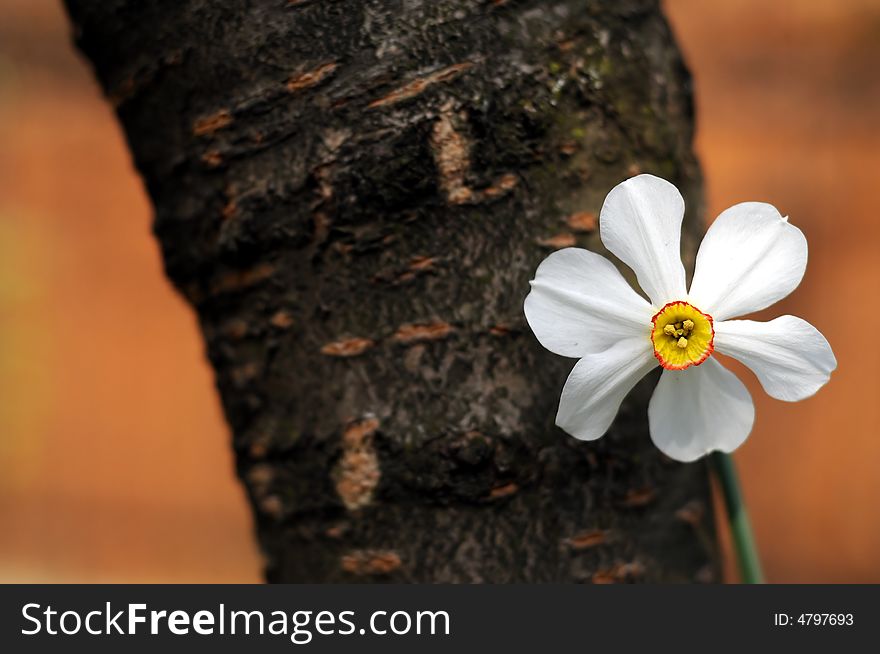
715, 316, 836, 402
648, 358, 754, 462
524, 248, 654, 357
688, 202, 807, 321
556, 337, 656, 441
599, 174, 687, 306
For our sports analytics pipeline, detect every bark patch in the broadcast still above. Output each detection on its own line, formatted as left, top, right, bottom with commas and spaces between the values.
488, 482, 519, 500
320, 337, 375, 357
536, 232, 576, 249
564, 211, 597, 232
210, 263, 275, 295
431, 108, 473, 204
618, 486, 658, 508
392, 321, 454, 344
341, 550, 401, 576
287, 62, 338, 92
269, 310, 295, 329
431, 107, 518, 205
674, 500, 705, 526
563, 529, 611, 550
591, 560, 646, 584
193, 109, 233, 136
201, 150, 223, 167
367, 62, 473, 109
334, 416, 381, 510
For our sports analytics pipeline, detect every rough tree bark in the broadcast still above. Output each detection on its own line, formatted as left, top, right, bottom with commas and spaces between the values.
64, 0, 716, 582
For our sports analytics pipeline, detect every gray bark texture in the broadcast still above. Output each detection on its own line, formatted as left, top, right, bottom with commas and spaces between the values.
64, 0, 717, 582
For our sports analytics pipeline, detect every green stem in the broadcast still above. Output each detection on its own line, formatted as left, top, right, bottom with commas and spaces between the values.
710, 451, 764, 584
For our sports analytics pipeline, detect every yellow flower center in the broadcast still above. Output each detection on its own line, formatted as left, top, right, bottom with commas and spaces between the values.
650, 301, 715, 370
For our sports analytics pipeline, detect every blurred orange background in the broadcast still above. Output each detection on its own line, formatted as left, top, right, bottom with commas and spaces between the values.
1, 0, 878, 582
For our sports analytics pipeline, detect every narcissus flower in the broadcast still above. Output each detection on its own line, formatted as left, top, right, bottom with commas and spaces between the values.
524, 174, 836, 462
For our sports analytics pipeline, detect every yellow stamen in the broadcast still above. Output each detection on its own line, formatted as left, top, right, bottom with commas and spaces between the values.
650, 301, 715, 370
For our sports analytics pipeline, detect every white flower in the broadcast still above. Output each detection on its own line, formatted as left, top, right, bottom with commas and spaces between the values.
524, 174, 836, 462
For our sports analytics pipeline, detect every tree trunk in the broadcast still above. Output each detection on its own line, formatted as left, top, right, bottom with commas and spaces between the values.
63, 0, 715, 582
